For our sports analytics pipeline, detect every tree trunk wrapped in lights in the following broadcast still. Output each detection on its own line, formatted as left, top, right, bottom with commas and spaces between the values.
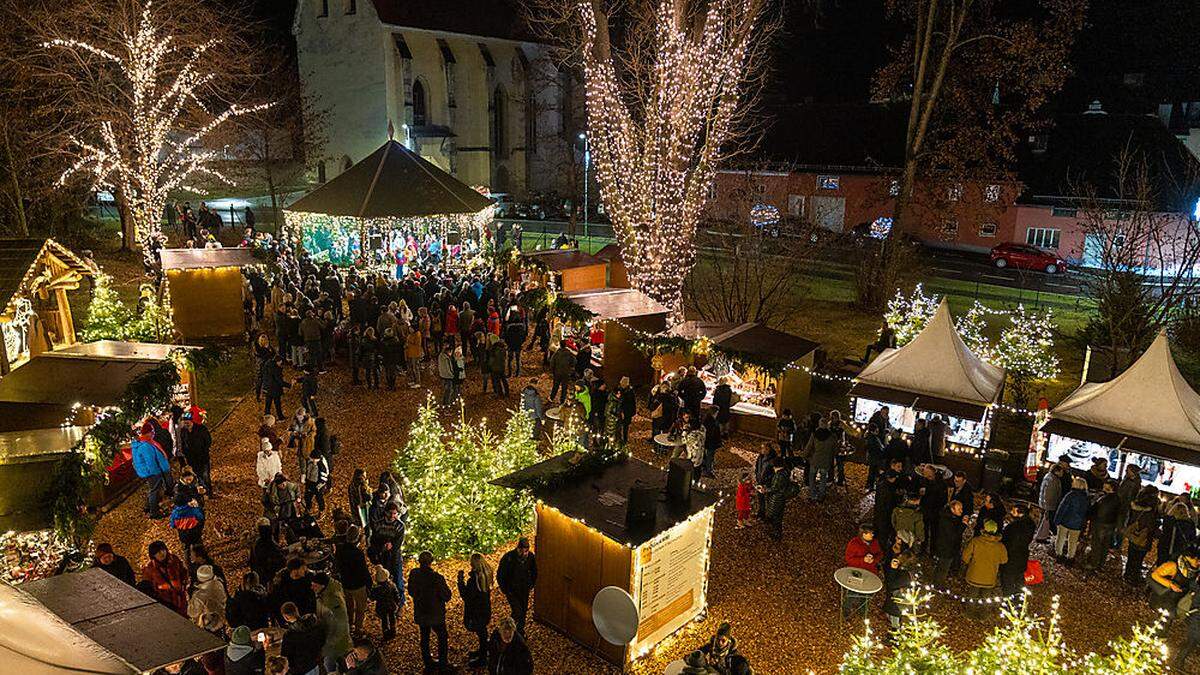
569, 0, 770, 319
28, 0, 268, 260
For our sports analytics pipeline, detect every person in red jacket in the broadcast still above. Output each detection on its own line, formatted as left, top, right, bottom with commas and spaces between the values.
735, 472, 753, 528
141, 540, 189, 615
845, 524, 884, 574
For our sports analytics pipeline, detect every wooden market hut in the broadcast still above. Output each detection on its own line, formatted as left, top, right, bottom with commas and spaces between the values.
850, 299, 1005, 478
0, 426, 88, 531
495, 453, 718, 668
284, 139, 494, 265
593, 243, 630, 288
515, 248, 608, 293
159, 248, 260, 339
0, 238, 97, 375
562, 288, 669, 387
1032, 331, 1200, 493
1, 568, 224, 673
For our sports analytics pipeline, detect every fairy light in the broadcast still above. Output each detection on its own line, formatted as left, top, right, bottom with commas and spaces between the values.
577, 0, 766, 320
281, 208, 494, 266
44, 1, 273, 267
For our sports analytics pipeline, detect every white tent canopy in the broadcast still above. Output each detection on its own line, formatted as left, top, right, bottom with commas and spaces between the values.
1051, 331, 1200, 451
856, 299, 1005, 406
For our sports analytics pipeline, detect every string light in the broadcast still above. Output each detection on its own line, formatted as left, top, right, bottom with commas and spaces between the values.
44, 0, 273, 267
577, 0, 766, 320
281, 208, 495, 266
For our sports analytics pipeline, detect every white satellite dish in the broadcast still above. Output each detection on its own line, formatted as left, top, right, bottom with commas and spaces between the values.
592, 586, 639, 645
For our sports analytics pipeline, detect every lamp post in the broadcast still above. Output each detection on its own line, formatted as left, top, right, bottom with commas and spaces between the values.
579, 132, 590, 241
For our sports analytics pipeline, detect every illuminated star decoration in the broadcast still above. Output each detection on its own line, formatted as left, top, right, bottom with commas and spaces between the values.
45, 0, 272, 266
577, 0, 765, 319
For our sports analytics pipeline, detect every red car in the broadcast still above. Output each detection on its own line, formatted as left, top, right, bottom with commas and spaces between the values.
989, 242, 1067, 274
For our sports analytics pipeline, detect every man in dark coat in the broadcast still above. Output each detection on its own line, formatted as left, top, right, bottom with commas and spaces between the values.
226, 571, 271, 631
408, 551, 453, 669
1000, 503, 1036, 595
677, 367, 708, 421
488, 617, 533, 675
1083, 480, 1121, 574
919, 465, 948, 556
280, 601, 326, 675
503, 314, 527, 377
262, 356, 288, 418
549, 341, 576, 403
271, 558, 317, 619
873, 470, 901, 546
932, 500, 969, 585
93, 543, 135, 586
948, 472, 975, 517
497, 537, 538, 634
179, 410, 214, 494
370, 503, 406, 599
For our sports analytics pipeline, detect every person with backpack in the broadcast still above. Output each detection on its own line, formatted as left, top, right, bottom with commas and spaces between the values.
408, 551, 454, 670
1122, 490, 1160, 584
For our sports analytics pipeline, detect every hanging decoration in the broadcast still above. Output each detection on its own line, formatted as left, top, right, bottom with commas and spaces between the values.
1, 298, 34, 366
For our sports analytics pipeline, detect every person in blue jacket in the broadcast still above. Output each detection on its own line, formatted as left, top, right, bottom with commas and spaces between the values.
1052, 476, 1090, 565
132, 420, 172, 519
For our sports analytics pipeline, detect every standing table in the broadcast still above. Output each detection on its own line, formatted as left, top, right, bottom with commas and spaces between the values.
834, 566, 882, 623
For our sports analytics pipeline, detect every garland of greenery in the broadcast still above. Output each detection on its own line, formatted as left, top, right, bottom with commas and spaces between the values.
50, 346, 225, 541
631, 334, 794, 377
509, 449, 630, 494
516, 287, 598, 327
632, 334, 697, 357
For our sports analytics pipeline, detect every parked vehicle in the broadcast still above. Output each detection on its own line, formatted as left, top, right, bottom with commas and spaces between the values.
989, 242, 1067, 274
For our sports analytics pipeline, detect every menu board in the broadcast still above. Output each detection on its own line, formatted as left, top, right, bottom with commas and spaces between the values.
631, 509, 713, 655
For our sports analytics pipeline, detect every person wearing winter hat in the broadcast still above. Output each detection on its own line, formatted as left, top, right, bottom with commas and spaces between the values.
131, 420, 172, 519
700, 622, 746, 673
961, 519, 1009, 617
256, 437, 282, 509
188, 564, 228, 626
224, 625, 265, 675
681, 650, 716, 674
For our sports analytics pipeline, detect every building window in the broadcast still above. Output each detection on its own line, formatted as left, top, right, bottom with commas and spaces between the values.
707, 184, 717, 200
344, 0, 355, 14
889, 179, 900, 197
1123, 72, 1145, 87
317, 161, 327, 184
1026, 227, 1061, 249
1051, 206, 1077, 218
317, 0, 328, 17
979, 222, 997, 238
818, 175, 840, 190
526, 97, 537, 154
341, 155, 352, 172
787, 194, 804, 216
491, 86, 506, 158
411, 80, 427, 127
393, 34, 412, 59
478, 44, 495, 67
948, 183, 963, 202
984, 184, 1001, 202
942, 220, 959, 237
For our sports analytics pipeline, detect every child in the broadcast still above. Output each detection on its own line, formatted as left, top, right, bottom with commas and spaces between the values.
369, 564, 401, 641
735, 472, 753, 528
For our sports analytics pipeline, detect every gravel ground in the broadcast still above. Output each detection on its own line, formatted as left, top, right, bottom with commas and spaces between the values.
92, 347, 1179, 674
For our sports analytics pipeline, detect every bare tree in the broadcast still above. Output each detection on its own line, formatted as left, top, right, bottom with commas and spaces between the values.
857, 0, 1085, 310
1074, 147, 1200, 375
525, 0, 776, 319
20, 0, 269, 258
685, 167, 822, 327
229, 50, 328, 235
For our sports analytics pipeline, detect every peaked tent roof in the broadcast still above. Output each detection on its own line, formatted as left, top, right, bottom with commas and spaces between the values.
855, 299, 1006, 407
0, 238, 97, 315
1050, 331, 1200, 452
285, 140, 493, 219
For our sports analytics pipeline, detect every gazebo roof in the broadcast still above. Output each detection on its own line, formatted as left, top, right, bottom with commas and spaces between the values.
854, 299, 1005, 408
285, 140, 493, 219
1048, 332, 1200, 455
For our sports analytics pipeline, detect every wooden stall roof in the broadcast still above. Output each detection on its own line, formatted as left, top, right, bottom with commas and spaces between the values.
592, 243, 623, 263
563, 288, 668, 320
495, 453, 718, 547
849, 382, 988, 422
711, 323, 819, 367
522, 249, 605, 272
0, 238, 96, 315
665, 321, 739, 340
0, 426, 86, 464
0, 341, 187, 406
1040, 417, 1200, 467
159, 247, 259, 271
22, 569, 224, 673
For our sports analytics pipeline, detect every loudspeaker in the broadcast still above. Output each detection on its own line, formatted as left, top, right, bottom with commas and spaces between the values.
667, 458, 692, 505
626, 486, 658, 526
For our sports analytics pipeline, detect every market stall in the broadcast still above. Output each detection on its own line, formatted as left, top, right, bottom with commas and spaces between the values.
644, 321, 819, 437
514, 249, 608, 294
0, 426, 87, 532
495, 453, 718, 667
159, 247, 260, 339
593, 243, 631, 288
1031, 331, 1200, 494
850, 299, 1005, 475
559, 288, 669, 387
283, 139, 494, 267
0, 238, 97, 375
4, 568, 224, 673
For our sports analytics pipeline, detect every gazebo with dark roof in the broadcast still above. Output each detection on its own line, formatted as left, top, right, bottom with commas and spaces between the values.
284, 139, 495, 265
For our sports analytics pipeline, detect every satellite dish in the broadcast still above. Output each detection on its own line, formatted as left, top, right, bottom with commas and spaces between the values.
592, 586, 639, 645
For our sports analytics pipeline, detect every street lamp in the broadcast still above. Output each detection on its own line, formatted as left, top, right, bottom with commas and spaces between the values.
579, 132, 590, 239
